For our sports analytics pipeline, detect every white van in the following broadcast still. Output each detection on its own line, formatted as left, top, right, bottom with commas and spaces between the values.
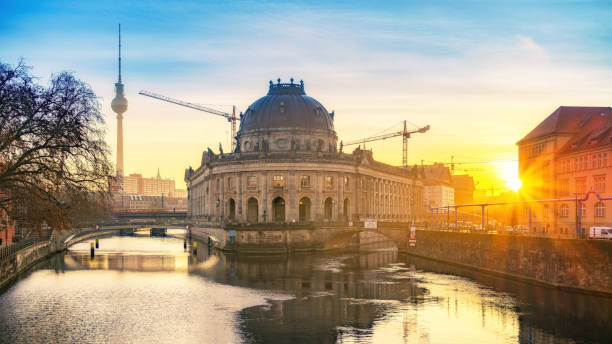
588, 227, 612, 239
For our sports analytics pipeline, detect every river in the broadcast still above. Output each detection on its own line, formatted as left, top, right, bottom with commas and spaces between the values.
0, 231, 610, 343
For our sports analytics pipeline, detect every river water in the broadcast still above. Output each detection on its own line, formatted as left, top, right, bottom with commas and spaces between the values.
0, 231, 610, 343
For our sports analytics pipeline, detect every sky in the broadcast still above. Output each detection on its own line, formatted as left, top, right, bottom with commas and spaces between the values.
1, 0, 611, 191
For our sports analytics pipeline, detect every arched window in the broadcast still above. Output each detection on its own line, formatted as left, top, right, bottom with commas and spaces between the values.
595, 202, 605, 217
299, 197, 311, 222
560, 204, 569, 218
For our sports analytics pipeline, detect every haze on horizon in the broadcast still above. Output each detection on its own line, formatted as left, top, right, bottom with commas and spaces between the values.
1, 0, 611, 191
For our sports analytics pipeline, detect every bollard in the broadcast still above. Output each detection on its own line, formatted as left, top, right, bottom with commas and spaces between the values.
90, 242, 95, 258
183, 239, 187, 250
193, 241, 198, 255
95, 239, 99, 249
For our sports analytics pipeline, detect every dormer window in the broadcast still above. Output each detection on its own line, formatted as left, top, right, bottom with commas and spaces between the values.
279, 101, 285, 114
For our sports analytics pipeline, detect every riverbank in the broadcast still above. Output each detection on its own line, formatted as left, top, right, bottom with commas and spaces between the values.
0, 228, 121, 290
406, 230, 612, 297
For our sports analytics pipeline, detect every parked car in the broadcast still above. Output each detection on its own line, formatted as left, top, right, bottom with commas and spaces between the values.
504, 226, 514, 233
588, 227, 612, 240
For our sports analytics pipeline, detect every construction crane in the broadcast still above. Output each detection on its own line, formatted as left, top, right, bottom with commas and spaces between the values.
138, 90, 239, 151
343, 120, 430, 168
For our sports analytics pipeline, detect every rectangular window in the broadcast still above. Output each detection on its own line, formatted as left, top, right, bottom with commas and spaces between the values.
558, 179, 569, 195
576, 177, 586, 194
247, 175, 257, 189
325, 176, 334, 189
343, 177, 349, 191
597, 153, 603, 168
604, 153, 608, 168
227, 177, 233, 191
301, 175, 311, 188
273, 175, 285, 187
594, 175, 605, 193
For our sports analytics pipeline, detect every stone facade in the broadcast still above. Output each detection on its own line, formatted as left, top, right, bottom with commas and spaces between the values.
185, 80, 425, 225
517, 106, 612, 235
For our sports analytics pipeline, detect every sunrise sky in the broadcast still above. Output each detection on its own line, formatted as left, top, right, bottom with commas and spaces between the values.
1, 1, 611, 191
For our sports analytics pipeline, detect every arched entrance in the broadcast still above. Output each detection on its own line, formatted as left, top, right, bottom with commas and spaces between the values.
247, 197, 258, 223
324, 197, 334, 220
299, 197, 311, 222
273, 197, 285, 222
343, 198, 349, 221
228, 198, 236, 220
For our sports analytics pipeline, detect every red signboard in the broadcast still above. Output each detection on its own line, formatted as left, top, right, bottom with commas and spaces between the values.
409, 227, 416, 247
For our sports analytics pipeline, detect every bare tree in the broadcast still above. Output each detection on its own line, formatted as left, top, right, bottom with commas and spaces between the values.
0, 60, 113, 230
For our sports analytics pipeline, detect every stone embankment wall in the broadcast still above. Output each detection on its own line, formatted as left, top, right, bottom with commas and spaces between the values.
0, 240, 56, 289
0, 228, 121, 289
407, 230, 612, 295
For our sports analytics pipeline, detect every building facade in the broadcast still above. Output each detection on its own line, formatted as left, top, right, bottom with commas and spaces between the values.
120, 171, 185, 198
422, 163, 455, 208
517, 106, 612, 234
185, 80, 425, 224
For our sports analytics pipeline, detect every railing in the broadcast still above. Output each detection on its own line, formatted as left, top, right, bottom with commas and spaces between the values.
0, 239, 37, 260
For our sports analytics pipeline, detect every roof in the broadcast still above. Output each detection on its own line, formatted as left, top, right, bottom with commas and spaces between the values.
451, 174, 475, 191
518, 106, 612, 144
422, 163, 452, 186
238, 80, 335, 133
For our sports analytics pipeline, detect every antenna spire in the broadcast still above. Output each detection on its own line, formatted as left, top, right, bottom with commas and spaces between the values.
118, 23, 122, 83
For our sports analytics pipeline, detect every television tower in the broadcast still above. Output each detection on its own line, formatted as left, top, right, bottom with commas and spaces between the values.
111, 23, 127, 176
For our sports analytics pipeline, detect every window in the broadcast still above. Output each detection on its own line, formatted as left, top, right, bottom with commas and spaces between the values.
216, 179, 220, 192
273, 175, 285, 187
574, 158, 578, 171
343, 177, 349, 191
595, 202, 605, 217
325, 176, 334, 189
576, 178, 586, 194
560, 204, 569, 218
592, 154, 597, 169
301, 175, 311, 188
594, 175, 605, 193
580, 203, 587, 217
604, 153, 608, 168
597, 153, 603, 168
247, 175, 257, 189
227, 177, 233, 191
544, 205, 551, 218
558, 179, 569, 195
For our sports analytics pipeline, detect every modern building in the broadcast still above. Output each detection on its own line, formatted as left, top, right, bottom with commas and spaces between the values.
517, 106, 612, 234
185, 80, 425, 224
451, 174, 475, 205
119, 171, 186, 197
422, 163, 455, 208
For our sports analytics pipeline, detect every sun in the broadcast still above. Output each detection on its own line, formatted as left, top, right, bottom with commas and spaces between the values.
496, 161, 522, 192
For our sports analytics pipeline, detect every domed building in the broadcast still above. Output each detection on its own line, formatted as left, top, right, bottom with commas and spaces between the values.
185, 80, 425, 227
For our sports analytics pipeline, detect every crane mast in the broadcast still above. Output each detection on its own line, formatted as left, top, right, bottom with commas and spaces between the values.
138, 90, 239, 151
344, 120, 429, 168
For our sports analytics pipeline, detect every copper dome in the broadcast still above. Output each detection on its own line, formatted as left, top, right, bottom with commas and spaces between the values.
239, 80, 334, 133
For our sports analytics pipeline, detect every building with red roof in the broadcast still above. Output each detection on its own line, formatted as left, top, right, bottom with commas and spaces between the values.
517, 106, 612, 235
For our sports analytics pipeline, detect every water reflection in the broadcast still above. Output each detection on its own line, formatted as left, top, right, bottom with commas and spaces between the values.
0, 235, 609, 344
